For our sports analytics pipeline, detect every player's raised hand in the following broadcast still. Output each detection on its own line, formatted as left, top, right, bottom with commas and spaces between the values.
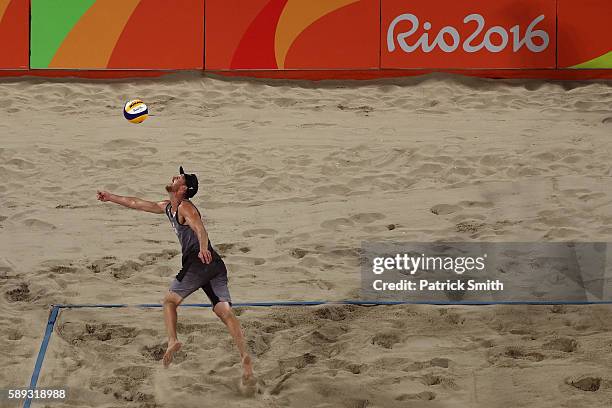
97, 190, 112, 202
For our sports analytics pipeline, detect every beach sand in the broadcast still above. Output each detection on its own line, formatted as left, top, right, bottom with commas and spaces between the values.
0, 73, 611, 407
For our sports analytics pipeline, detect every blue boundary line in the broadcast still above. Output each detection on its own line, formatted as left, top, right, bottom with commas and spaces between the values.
52, 300, 612, 308
24, 299, 612, 407
24, 305, 60, 408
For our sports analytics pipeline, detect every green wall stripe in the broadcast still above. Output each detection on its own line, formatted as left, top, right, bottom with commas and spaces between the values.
571, 51, 612, 69
30, 0, 97, 68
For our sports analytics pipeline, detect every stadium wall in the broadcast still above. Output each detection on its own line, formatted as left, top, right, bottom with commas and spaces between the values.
0, 0, 610, 78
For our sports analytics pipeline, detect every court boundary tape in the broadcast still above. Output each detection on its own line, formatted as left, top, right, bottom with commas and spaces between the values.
24, 299, 612, 408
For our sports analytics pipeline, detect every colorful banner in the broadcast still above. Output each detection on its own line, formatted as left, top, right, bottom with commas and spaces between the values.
205, 0, 380, 70
30, 0, 204, 69
558, 0, 611, 68
0, 0, 28, 69
382, 0, 557, 69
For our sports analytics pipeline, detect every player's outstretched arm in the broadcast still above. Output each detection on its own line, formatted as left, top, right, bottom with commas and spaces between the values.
97, 190, 168, 214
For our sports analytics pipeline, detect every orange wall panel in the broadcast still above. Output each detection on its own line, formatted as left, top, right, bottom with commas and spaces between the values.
382, 0, 556, 69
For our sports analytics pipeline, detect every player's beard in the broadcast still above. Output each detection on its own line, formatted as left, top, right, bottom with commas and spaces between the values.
165, 184, 175, 193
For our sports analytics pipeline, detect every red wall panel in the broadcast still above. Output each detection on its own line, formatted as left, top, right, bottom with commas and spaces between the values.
557, 0, 611, 68
382, 0, 556, 69
205, 0, 379, 70
0, 0, 29, 69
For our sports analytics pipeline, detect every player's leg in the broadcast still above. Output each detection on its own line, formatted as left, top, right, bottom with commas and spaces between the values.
201, 262, 254, 383
211, 300, 254, 382
163, 271, 201, 367
162, 290, 184, 367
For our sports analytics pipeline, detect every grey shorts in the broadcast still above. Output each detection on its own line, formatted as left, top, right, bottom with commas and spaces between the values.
169, 258, 232, 307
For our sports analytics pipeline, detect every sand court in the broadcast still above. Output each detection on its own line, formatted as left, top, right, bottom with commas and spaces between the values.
1, 73, 611, 407
17, 304, 612, 408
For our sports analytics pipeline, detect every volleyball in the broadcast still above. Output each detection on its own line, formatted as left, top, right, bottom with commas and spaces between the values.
123, 99, 148, 123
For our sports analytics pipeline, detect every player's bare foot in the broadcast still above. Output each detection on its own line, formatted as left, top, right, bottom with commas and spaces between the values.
163, 340, 182, 368
238, 354, 257, 396
241, 354, 255, 384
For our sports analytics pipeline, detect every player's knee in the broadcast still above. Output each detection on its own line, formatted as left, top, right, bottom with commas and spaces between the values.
163, 291, 182, 307
214, 302, 233, 321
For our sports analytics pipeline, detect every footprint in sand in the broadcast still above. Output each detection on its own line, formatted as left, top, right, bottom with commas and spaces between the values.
306, 324, 347, 346
6, 328, 23, 340
312, 279, 334, 290
278, 353, 317, 375
55, 203, 88, 209
312, 305, 356, 322
321, 218, 354, 230
501, 346, 545, 362
47, 264, 78, 274
90, 374, 155, 404
566, 376, 603, 392
289, 248, 309, 259
7, 158, 36, 170
403, 357, 453, 371
298, 122, 335, 129
326, 358, 363, 374
431, 204, 461, 215
22, 218, 57, 230
137, 249, 180, 265
140, 343, 165, 361
247, 334, 273, 357
543, 337, 578, 353
0, 258, 14, 279
396, 391, 436, 401
350, 212, 386, 224
102, 139, 142, 151
578, 192, 606, 201
215, 243, 251, 255
455, 220, 486, 234
242, 228, 278, 238
458, 200, 495, 209
110, 260, 143, 280
236, 167, 266, 178
410, 163, 444, 176
86, 256, 117, 274
113, 366, 153, 381
215, 242, 235, 253
275, 232, 310, 245
233, 256, 266, 266
336, 104, 374, 116
371, 331, 401, 349
132, 146, 158, 155
420, 374, 459, 390
5, 282, 32, 302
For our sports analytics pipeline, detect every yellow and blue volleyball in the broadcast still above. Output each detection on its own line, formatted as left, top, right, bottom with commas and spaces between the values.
123, 99, 148, 123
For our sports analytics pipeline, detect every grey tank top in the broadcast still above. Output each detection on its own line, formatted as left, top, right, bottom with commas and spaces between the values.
165, 201, 211, 256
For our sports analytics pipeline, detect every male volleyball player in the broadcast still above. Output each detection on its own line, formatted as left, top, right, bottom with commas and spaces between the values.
96, 166, 254, 385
